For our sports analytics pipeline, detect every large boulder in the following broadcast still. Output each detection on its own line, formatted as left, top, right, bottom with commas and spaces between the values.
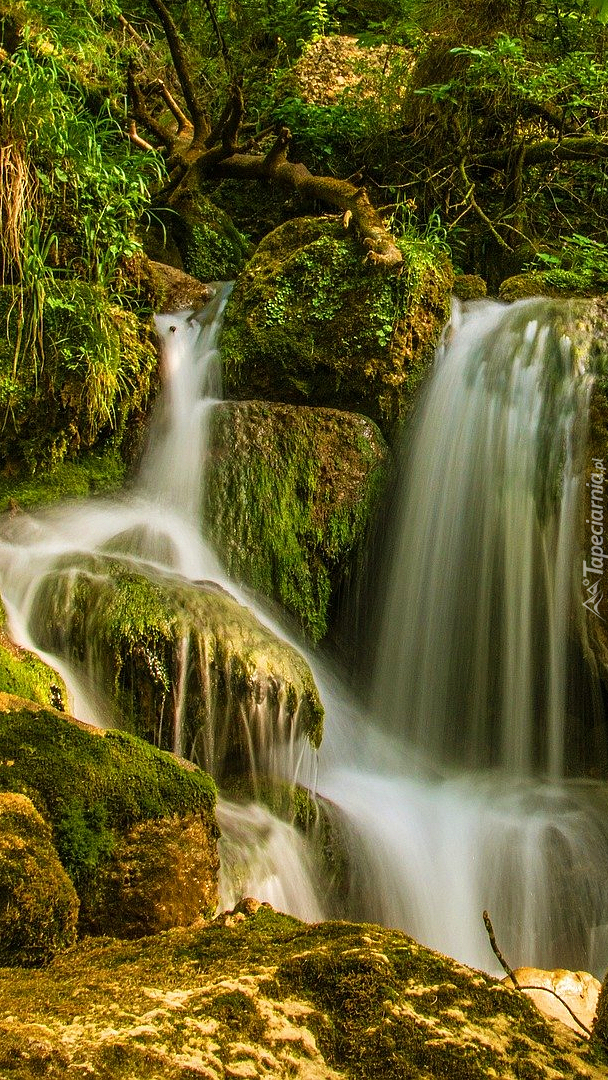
205, 401, 389, 641
221, 216, 453, 432
0, 907, 605, 1078
0, 791, 79, 967
30, 557, 324, 777
0, 696, 219, 936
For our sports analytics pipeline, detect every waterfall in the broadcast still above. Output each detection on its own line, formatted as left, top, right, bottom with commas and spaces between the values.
373, 298, 593, 777
1, 289, 608, 976
315, 297, 608, 974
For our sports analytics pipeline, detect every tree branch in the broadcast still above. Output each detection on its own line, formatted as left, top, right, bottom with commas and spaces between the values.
145, 0, 209, 147
196, 131, 402, 269
476, 135, 608, 171
127, 64, 175, 150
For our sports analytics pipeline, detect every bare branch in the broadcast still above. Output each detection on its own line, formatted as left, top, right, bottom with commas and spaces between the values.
145, 0, 209, 147
127, 64, 175, 150
155, 79, 193, 138
127, 119, 155, 152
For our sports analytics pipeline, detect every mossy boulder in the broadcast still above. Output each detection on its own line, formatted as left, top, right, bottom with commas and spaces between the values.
500, 271, 608, 302
0, 281, 156, 483
0, 791, 79, 967
0, 908, 605, 1078
137, 255, 215, 312
30, 556, 324, 778
0, 621, 66, 710
221, 216, 453, 432
0, 446, 128, 512
0, 696, 218, 935
205, 401, 389, 641
164, 177, 251, 282
453, 273, 487, 300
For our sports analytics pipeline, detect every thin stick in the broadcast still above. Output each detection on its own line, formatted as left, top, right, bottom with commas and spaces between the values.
483, 910, 592, 1038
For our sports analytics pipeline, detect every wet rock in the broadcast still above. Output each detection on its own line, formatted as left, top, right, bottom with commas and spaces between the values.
453, 273, 487, 300
503, 967, 600, 1035
221, 216, 453, 433
141, 256, 215, 312
206, 401, 389, 641
0, 600, 67, 710
30, 556, 324, 777
0, 791, 78, 966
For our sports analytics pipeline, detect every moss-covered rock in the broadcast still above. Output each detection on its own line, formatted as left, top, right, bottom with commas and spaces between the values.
30, 556, 324, 777
0, 696, 218, 935
205, 401, 388, 641
0, 445, 127, 512
453, 273, 487, 300
137, 256, 215, 313
0, 908, 604, 1078
0, 624, 66, 710
0, 281, 156, 483
221, 216, 453, 432
164, 177, 252, 282
500, 271, 608, 302
0, 791, 78, 967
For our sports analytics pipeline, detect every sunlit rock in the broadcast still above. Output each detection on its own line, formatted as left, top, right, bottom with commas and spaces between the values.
502, 967, 600, 1035
0, 791, 78, 966
221, 216, 453, 432
0, 910, 605, 1079
0, 696, 218, 938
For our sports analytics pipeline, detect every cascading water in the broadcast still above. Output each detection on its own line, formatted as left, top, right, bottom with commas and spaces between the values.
316, 297, 608, 974
1, 289, 607, 977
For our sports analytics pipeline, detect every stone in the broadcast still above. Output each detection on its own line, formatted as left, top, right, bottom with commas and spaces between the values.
0, 791, 79, 966
502, 967, 600, 1035
452, 273, 487, 300
0, 909, 605, 1078
221, 216, 453, 433
205, 401, 389, 641
141, 256, 215, 312
0, 695, 218, 937
30, 556, 324, 777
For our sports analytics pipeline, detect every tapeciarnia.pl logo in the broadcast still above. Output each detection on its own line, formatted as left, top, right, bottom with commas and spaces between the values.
583, 457, 606, 620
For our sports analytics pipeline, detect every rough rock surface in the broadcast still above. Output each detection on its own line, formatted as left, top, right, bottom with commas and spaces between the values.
0, 907, 606, 1079
0, 695, 218, 937
503, 967, 600, 1035
0, 791, 79, 966
142, 258, 215, 312
206, 401, 388, 642
30, 556, 324, 776
221, 216, 453, 432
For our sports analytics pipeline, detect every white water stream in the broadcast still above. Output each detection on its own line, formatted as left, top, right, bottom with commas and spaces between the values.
1, 290, 607, 975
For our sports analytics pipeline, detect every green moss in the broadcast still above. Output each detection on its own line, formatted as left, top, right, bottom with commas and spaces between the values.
499, 270, 608, 302
0, 447, 127, 512
221, 216, 453, 431
168, 188, 252, 281
0, 634, 66, 709
30, 555, 324, 773
0, 703, 216, 914
206, 401, 388, 641
0, 909, 598, 1078
0, 792, 79, 966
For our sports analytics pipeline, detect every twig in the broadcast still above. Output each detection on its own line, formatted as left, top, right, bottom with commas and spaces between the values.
483, 911, 520, 985
482, 910, 592, 1038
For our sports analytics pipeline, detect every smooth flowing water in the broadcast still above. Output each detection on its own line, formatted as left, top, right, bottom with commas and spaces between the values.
1, 291, 607, 976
